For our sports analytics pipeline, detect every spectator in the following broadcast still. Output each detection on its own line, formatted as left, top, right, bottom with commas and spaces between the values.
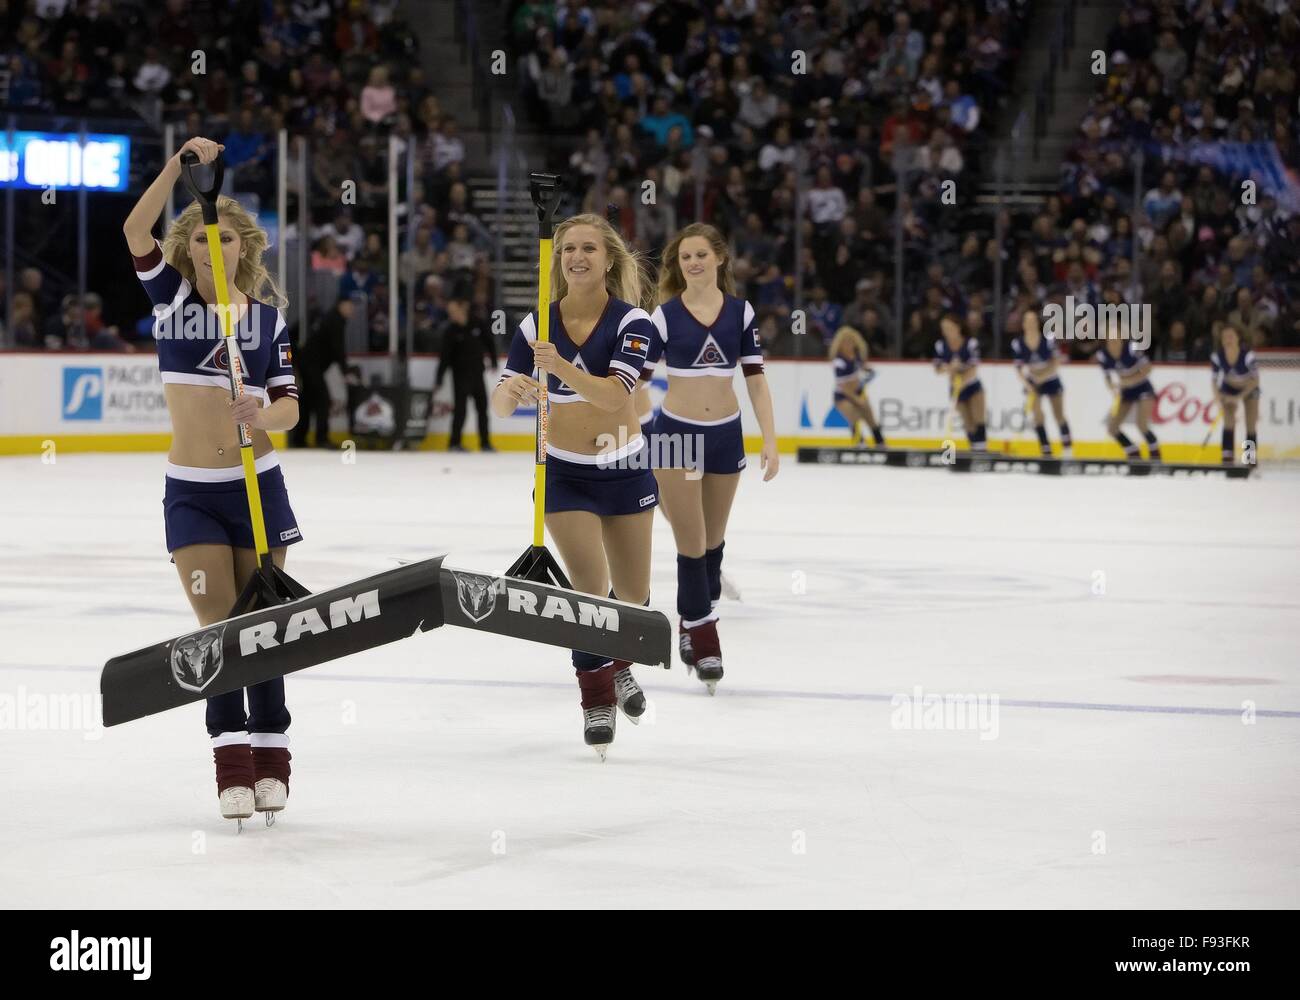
311, 235, 348, 277
431, 116, 465, 172
639, 96, 694, 148
360, 64, 397, 125
314, 209, 365, 262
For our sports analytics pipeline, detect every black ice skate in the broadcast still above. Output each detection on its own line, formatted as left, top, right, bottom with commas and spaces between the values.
583, 704, 617, 760
685, 620, 724, 695
612, 661, 646, 724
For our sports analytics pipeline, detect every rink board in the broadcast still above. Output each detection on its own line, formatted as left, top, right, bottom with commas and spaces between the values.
4, 354, 1299, 459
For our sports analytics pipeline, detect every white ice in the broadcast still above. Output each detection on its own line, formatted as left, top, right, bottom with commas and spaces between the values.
0, 450, 1297, 908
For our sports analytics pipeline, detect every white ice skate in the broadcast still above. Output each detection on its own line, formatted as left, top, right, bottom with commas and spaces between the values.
720, 572, 742, 601
255, 778, 287, 826
220, 786, 255, 830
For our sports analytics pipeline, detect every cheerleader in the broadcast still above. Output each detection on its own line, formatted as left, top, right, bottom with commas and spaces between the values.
933, 313, 987, 450
122, 136, 300, 823
1011, 310, 1072, 456
491, 213, 658, 755
1210, 324, 1260, 464
1097, 323, 1161, 460
829, 325, 886, 446
644, 222, 780, 693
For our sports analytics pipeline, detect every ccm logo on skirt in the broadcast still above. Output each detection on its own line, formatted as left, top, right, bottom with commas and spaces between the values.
280, 527, 301, 542
639, 494, 656, 508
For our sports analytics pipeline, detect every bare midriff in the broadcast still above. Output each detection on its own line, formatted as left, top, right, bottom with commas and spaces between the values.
662, 374, 740, 422
165, 383, 275, 468
547, 393, 642, 456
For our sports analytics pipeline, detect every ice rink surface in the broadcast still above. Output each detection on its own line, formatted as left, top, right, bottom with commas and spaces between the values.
1, 449, 1297, 909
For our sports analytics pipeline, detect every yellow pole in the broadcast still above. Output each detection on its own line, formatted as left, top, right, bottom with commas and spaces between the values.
206, 219, 271, 560
532, 238, 552, 548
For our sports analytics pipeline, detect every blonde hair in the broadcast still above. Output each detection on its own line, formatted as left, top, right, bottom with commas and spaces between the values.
657, 222, 735, 304
829, 325, 867, 361
160, 195, 288, 308
551, 213, 648, 309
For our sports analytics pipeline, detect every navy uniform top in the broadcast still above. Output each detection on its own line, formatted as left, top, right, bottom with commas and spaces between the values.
131, 240, 298, 403
833, 354, 863, 390
499, 297, 654, 403
1096, 342, 1152, 382
934, 336, 981, 383
1010, 334, 1059, 385
644, 294, 764, 380
1210, 346, 1259, 392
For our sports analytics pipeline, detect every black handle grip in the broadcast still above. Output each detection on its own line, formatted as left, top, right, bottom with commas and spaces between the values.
179, 150, 224, 226
528, 172, 564, 238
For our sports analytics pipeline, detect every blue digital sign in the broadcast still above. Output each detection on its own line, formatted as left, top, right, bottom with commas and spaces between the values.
0, 131, 131, 192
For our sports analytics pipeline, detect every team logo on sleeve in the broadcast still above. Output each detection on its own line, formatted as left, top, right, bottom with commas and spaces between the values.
170, 626, 226, 693
692, 333, 727, 367
622, 332, 650, 357
452, 571, 498, 623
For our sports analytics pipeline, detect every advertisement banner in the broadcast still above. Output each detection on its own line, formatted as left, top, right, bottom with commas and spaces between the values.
3, 353, 1298, 459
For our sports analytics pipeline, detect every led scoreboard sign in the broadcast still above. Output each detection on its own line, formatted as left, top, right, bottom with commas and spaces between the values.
0, 131, 131, 192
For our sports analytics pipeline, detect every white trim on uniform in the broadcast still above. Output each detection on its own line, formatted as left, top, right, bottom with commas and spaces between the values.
249, 732, 290, 748
649, 306, 669, 342
660, 405, 740, 427
152, 279, 192, 331
210, 731, 252, 748
665, 365, 735, 378
161, 372, 268, 397
167, 452, 281, 483
546, 434, 646, 465
136, 256, 168, 281
608, 358, 640, 379
617, 307, 652, 332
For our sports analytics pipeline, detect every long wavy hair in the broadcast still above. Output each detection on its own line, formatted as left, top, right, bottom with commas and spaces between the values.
550, 213, 648, 309
160, 195, 288, 308
657, 222, 736, 305
829, 325, 868, 362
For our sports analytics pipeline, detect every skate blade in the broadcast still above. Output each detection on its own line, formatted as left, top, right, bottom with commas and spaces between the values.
704, 681, 718, 696
592, 744, 609, 761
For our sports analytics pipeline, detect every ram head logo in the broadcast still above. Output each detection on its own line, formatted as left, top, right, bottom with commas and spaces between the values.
170, 627, 226, 693
452, 571, 498, 623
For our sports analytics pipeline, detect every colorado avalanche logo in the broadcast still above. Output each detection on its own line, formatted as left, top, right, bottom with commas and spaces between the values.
452, 571, 498, 623
195, 340, 246, 378
170, 626, 226, 693
691, 333, 727, 367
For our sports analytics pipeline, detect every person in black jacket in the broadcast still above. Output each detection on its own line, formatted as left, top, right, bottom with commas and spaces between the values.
436, 289, 497, 451
291, 298, 353, 448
